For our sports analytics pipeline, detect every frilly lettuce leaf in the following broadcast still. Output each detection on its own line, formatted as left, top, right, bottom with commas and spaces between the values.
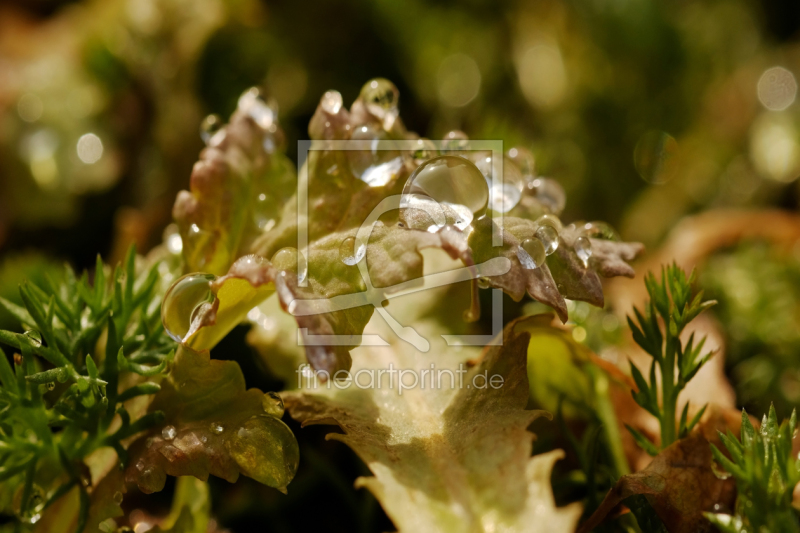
471, 217, 643, 322
283, 315, 582, 533
173, 87, 643, 378
173, 110, 296, 275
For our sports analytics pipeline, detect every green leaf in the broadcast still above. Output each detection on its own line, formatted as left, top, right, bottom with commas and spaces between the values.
117, 383, 161, 403
125, 346, 298, 494
626, 424, 660, 457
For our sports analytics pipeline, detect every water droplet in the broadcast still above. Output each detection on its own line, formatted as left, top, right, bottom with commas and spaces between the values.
210, 422, 224, 435
442, 130, 470, 155
262, 391, 285, 418
46, 382, 55, 391
183, 224, 215, 270
225, 415, 299, 490
507, 146, 535, 181
477, 277, 491, 289
711, 461, 731, 480
320, 90, 343, 114
271, 247, 299, 272
574, 236, 592, 267
412, 138, 438, 165
517, 238, 546, 269
113, 491, 123, 504
270, 246, 304, 273
400, 155, 488, 231
633, 131, 679, 184
339, 236, 366, 266
489, 183, 522, 213
529, 178, 565, 214
238, 87, 278, 131
489, 159, 525, 212
24, 330, 42, 348
161, 273, 217, 343
253, 192, 278, 231
162, 425, 176, 440
200, 114, 223, 144
139, 465, 166, 493
536, 214, 563, 232
347, 124, 404, 187
536, 225, 559, 256
16, 485, 45, 524
581, 221, 619, 241
163, 224, 183, 254
360, 78, 399, 130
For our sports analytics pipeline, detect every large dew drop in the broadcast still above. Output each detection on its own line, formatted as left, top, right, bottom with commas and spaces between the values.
400, 155, 488, 231
360, 78, 399, 130
535, 225, 560, 256
161, 273, 217, 343
517, 238, 546, 269
347, 124, 405, 187
226, 415, 299, 492
574, 236, 592, 267
581, 220, 620, 241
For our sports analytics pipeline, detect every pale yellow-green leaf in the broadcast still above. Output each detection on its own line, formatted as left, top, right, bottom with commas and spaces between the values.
284, 299, 582, 533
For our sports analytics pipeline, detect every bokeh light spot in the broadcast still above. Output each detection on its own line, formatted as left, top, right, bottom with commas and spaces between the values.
757, 66, 797, 111
17, 93, 43, 123
436, 54, 481, 108
750, 113, 799, 183
77, 133, 104, 164
517, 45, 567, 109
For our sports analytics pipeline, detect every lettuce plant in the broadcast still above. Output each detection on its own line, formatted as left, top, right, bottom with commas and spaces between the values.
0, 79, 649, 532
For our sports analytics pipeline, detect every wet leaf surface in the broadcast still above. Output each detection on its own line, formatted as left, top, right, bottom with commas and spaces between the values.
470, 217, 643, 322
125, 346, 298, 494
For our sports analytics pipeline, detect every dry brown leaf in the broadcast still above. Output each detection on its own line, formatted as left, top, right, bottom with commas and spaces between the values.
579, 429, 737, 533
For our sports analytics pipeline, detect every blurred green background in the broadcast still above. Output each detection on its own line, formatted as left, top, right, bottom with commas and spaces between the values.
1, 0, 799, 530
